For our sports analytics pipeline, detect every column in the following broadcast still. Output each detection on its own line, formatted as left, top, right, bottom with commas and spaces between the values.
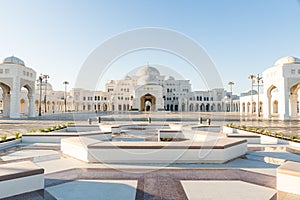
290, 94, 298, 118
9, 91, 20, 118
28, 94, 35, 117
2, 93, 10, 117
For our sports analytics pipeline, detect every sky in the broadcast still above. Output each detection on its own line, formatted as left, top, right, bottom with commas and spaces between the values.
0, 0, 300, 94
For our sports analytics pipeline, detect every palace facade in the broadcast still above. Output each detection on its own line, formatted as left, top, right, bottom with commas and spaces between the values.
1, 55, 300, 120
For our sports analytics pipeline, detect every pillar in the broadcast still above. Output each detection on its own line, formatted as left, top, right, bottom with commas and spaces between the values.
28, 94, 35, 117
290, 94, 298, 118
9, 91, 20, 118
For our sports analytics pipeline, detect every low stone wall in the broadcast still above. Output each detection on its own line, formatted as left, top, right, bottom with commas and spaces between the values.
61, 137, 247, 164
158, 129, 217, 142
66, 125, 100, 132
22, 131, 112, 143
0, 161, 44, 199
277, 161, 300, 195
227, 133, 260, 144
0, 139, 21, 150
223, 126, 289, 145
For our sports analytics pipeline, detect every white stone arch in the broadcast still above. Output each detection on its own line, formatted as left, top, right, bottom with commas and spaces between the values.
195, 103, 199, 111
247, 102, 251, 113
265, 85, 279, 118
189, 103, 194, 112
289, 83, 300, 118
217, 103, 222, 111
0, 82, 11, 117
0, 57, 36, 118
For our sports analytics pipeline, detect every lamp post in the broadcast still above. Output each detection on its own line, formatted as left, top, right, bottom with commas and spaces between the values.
63, 81, 69, 112
43, 74, 49, 113
37, 74, 44, 116
256, 74, 263, 117
228, 81, 234, 112
249, 75, 256, 114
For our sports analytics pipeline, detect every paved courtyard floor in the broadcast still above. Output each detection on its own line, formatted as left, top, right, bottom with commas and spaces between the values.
1, 112, 300, 199
0, 141, 300, 199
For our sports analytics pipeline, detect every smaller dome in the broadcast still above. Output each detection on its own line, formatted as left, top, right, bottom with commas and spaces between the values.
164, 75, 174, 80
2, 56, 25, 66
124, 75, 131, 80
275, 56, 300, 66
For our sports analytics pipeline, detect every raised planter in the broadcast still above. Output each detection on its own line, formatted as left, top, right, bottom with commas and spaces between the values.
0, 139, 21, 150
277, 161, 300, 195
22, 131, 112, 143
158, 129, 217, 142
223, 126, 291, 145
0, 161, 44, 199
61, 137, 247, 164
227, 133, 260, 144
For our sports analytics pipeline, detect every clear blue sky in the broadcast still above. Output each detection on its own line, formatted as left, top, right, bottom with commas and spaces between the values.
1, 0, 300, 94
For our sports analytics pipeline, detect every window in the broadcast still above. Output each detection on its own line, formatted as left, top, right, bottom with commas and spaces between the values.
83, 97, 86, 101
0, 69, 3, 74
291, 69, 296, 74
5, 69, 9, 74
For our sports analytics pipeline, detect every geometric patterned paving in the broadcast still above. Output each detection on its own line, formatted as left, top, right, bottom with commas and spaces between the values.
4, 168, 278, 200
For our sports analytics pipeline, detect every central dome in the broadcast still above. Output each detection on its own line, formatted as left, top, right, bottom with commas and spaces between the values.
2, 56, 25, 66
274, 56, 300, 66
136, 66, 160, 77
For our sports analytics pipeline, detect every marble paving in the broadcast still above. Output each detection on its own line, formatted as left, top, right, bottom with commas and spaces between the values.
181, 180, 276, 200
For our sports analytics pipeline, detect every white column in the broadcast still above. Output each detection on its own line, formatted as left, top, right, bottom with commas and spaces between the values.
28, 94, 35, 117
9, 91, 20, 118
279, 89, 290, 120
290, 94, 298, 118
2, 93, 10, 117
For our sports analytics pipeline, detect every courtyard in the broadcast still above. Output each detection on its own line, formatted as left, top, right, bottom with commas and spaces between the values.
0, 112, 300, 199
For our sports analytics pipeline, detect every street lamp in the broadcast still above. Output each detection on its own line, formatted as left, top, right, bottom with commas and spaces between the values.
43, 74, 49, 113
248, 75, 256, 114
228, 81, 234, 112
37, 74, 45, 116
63, 81, 69, 112
256, 74, 263, 117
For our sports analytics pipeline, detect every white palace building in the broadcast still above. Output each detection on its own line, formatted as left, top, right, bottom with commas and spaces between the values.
1, 55, 300, 120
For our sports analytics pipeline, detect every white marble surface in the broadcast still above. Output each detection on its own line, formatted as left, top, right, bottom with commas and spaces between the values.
181, 180, 276, 200
46, 179, 137, 200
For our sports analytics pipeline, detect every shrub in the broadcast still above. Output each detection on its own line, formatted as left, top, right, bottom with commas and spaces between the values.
290, 135, 297, 141
280, 133, 284, 138
274, 132, 278, 137
39, 128, 45, 132
30, 129, 37, 133
45, 127, 51, 132
259, 129, 264, 134
241, 125, 246, 130
247, 127, 253, 131
1, 135, 7, 142
15, 132, 21, 139
253, 127, 258, 132
265, 130, 270, 135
